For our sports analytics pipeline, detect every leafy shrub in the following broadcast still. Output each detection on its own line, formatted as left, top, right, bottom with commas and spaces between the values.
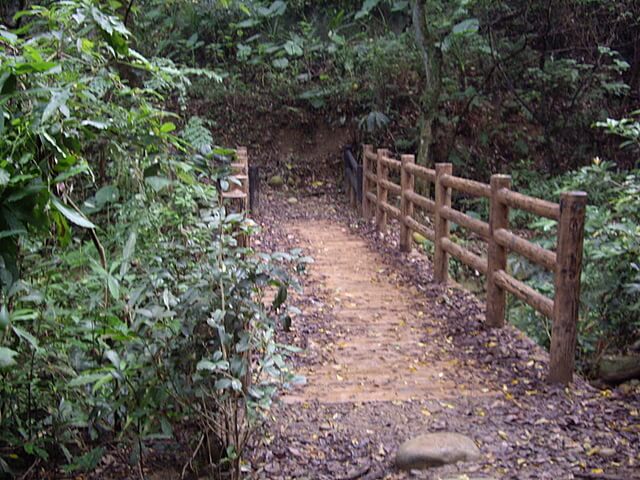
509, 160, 640, 371
0, 2, 305, 477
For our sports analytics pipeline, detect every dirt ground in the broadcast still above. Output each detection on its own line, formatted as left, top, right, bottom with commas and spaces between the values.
248, 189, 640, 480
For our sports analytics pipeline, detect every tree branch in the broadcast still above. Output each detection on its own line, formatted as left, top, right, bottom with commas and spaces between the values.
123, 0, 135, 28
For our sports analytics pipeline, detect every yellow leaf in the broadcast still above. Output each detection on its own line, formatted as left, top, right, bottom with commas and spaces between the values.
421, 408, 431, 416
591, 468, 604, 474
498, 430, 508, 441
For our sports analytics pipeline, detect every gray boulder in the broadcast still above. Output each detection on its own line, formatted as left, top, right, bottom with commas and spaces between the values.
396, 433, 481, 470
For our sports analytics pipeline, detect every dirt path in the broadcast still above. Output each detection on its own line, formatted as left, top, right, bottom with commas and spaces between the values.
282, 220, 495, 405
250, 194, 640, 480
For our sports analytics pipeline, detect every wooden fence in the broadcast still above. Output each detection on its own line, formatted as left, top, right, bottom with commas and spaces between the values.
220, 147, 260, 247
345, 144, 587, 384
221, 146, 260, 214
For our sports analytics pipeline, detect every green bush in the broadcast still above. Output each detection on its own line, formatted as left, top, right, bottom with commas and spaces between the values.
0, 3, 304, 477
509, 160, 640, 371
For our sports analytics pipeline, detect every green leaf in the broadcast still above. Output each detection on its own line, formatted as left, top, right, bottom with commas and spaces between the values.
104, 350, 121, 369
107, 275, 120, 300
122, 230, 137, 263
215, 378, 232, 390
355, 0, 382, 20
160, 122, 176, 133
12, 325, 39, 349
0, 72, 16, 96
81, 120, 109, 130
0, 168, 9, 187
284, 40, 303, 57
0, 304, 9, 328
0, 29, 17, 44
95, 185, 119, 206
273, 285, 287, 310
272, 58, 289, 69
68, 372, 107, 387
197, 359, 229, 371
42, 90, 71, 123
145, 176, 172, 192
51, 197, 96, 229
62, 447, 104, 473
452, 18, 479, 35
0, 347, 18, 369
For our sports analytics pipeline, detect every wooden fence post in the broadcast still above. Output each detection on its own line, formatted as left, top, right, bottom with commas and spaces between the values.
400, 155, 415, 252
376, 149, 389, 232
486, 174, 512, 327
549, 191, 587, 384
249, 165, 259, 214
434, 163, 452, 283
343, 147, 350, 199
356, 162, 363, 213
363, 145, 373, 221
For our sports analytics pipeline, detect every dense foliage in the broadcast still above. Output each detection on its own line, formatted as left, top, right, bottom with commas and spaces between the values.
1, 1, 304, 477
1, 0, 639, 476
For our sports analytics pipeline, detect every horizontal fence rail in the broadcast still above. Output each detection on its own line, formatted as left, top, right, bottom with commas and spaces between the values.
343, 144, 587, 384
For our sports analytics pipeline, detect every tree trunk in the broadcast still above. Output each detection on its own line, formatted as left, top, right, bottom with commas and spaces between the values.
411, 1, 442, 200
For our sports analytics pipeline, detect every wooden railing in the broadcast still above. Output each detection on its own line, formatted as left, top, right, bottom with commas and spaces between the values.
220, 147, 260, 247
343, 146, 363, 210
220, 146, 260, 214
346, 144, 587, 384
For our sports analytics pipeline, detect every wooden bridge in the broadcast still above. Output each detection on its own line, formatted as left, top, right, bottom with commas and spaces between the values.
343, 144, 587, 384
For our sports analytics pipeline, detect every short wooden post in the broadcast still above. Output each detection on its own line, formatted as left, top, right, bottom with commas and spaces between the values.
363, 145, 373, 221
249, 165, 259, 214
343, 148, 350, 199
376, 149, 389, 232
549, 191, 587, 384
356, 163, 363, 213
400, 155, 415, 252
349, 167, 357, 209
486, 174, 512, 327
434, 163, 452, 283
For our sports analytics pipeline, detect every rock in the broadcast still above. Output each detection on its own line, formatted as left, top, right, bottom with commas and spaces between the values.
287, 196, 298, 205
396, 433, 481, 470
268, 175, 284, 187
442, 477, 498, 480
619, 381, 637, 395
598, 355, 640, 383
412, 232, 427, 244
598, 447, 616, 457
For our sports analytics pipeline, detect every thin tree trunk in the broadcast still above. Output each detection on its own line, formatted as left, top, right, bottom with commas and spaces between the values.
411, 0, 442, 197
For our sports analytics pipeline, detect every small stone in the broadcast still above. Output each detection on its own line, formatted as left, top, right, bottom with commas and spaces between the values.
442, 477, 498, 480
598, 447, 616, 457
287, 197, 298, 204
396, 433, 481, 470
268, 175, 284, 187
